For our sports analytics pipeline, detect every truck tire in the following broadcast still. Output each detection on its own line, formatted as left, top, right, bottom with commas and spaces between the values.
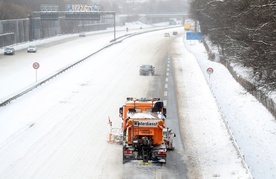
123, 152, 126, 164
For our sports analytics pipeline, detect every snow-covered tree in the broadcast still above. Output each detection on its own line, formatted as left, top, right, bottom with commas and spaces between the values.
190, 0, 276, 91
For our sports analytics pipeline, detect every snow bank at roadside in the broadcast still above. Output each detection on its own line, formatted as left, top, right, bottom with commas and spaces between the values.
170, 36, 250, 178
203, 36, 276, 112
182, 35, 276, 178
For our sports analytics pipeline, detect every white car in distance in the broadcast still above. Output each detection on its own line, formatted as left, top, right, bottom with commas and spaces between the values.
27, 45, 37, 53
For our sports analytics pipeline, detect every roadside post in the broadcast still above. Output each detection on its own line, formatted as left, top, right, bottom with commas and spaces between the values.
206, 67, 214, 87
32, 62, 40, 82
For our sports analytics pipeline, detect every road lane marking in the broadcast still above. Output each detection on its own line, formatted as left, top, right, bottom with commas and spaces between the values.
163, 100, 167, 107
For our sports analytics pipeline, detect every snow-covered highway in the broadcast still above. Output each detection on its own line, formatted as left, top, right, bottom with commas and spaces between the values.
0, 23, 275, 179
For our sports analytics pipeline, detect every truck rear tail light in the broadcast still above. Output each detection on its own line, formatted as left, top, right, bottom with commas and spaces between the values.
157, 151, 166, 155
123, 150, 133, 154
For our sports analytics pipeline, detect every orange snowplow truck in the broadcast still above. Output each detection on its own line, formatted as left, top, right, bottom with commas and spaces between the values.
119, 97, 167, 164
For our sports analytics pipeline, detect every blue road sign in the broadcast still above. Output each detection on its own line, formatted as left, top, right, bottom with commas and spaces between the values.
186, 32, 202, 40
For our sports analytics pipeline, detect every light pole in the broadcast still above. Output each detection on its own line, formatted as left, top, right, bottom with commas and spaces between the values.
113, 12, 116, 41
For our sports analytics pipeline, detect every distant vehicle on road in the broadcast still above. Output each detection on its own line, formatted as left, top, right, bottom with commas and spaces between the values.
139, 65, 155, 76
173, 31, 178, 35
79, 32, 86, 37
27, 45, 37, 53
4, 47, 15, 55
164, 33, 170, 37
184, 23, 191, 31
169, 18, 177, 25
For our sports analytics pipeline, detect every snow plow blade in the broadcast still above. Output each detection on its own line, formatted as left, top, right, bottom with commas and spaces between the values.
107, 128, 123, 144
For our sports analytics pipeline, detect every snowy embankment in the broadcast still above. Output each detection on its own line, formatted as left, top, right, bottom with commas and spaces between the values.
203, 37, 276, 118
170, 37, 250, 178
179, 37, 276, 179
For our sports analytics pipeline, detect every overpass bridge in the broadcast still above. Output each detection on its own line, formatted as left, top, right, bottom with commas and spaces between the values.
139, 13, 189, 24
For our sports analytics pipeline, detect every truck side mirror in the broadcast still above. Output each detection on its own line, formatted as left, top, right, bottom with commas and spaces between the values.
119, 107, 123, 117
163, 108, 166, 117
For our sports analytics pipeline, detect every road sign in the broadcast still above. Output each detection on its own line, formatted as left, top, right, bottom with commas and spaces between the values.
33, 62, 40, 69
206, 67, 214, 87
206, 67, 214, 74
65, 12, 101, 20
33, 62, 40, 82
186, 32, 202, 40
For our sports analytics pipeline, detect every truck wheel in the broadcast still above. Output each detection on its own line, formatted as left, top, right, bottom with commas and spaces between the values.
171, 142, 174, 150
123, 152, 126, 164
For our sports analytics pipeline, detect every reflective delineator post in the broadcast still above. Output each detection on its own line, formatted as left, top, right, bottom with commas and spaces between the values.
107, 117, 114, 142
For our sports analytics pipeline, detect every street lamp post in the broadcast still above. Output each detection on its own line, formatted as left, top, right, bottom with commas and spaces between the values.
113, 12, 116, 41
